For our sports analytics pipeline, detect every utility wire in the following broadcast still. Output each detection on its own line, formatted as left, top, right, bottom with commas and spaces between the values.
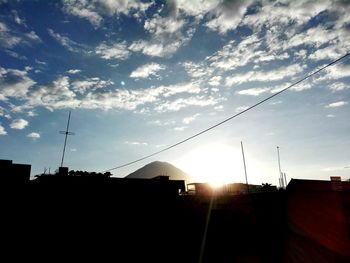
103, 52, 350, 172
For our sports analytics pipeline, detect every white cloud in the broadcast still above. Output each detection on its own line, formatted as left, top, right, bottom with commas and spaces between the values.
254, 51, 289, 64
63, 1, 102, 28
72, 77, 113, 94
95, 42, 130, 60
269, 100, 282, 105
130, 63, 165, 79
0, 22, 21, 48
182, 61, 210, 79
79, 80, 203, 111
10, 119, 28, 129
214, 105, 224, 111
175, 0, 220, 17
0, 68, 221, 113
226, 64, 305, 86
124, 141, 148, 146
19, 76, 79, 111
235, 106, 249, 112
329, 82, 348, 92
144, 14, 185, 36
0, 124, 7, 135
161, 82, 201, 97
174, 126, 187, 131
301, 26, 350, 62
270, 83, 291, 94
0, 21, 41, 48
303, 25, 350, 62
295, 49, 308, 60
48, 28, 83, 52
323, 64, 350, 80
208, 76, 221, 86
2, 20, 248, 116
27, 132, 40, 140
67, 69, 81, 74
35, 59, 47, 65
27, 111, 37, 117
243, 1, 330, 31
154, 95, 220, 112
309, 45, 344, 61
284, 25, 337, 50
183, 113, 200, 124
0, 67, 36, 100
129, 33, 193, 58
63, 0, 152, 27
129, 10, 195, 58
0, 105, 11, 118
326, 114, 335, 118
12, 10, 24, 25
208, 35, 261, 71
5, 50, 27, 60
25, 31, 41, 42
80, 88, 158, 111
291, 82, 312, 92
205, 0, 253, 34
326, 101, 348, 108
237, 87, 270, 96
238, 0, 350, 67
150, 120, 176, 126
99, 0, 152, 17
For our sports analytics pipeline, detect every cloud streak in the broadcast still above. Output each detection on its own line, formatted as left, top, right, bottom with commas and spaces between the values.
48, 28, 84, 52
326, 101, 348, 108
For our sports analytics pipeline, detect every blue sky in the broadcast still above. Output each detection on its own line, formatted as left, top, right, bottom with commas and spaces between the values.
1, 0, 350, 185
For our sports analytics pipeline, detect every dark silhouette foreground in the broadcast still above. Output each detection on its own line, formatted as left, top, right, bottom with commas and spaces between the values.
1, 164, 349, 262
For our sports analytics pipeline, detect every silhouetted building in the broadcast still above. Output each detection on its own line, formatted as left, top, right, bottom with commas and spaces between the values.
0, 159, 31, 182
33, 173, 186, 196
286, 179, 350, 262
187, 182, 276, 195
2, 167, 287, 263
58, 166, 69, 176
152, 175, 170, 180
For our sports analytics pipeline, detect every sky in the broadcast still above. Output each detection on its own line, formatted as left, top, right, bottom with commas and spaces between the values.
1, 0, 350, 185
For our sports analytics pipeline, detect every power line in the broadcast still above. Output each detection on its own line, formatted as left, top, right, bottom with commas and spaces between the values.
102, 52, 350, 173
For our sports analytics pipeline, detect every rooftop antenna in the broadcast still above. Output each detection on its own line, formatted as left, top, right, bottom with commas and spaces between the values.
283, 172, 287, 187
241, 141, 249, 193
277, 146, 283, 188
59, 111, 75, 167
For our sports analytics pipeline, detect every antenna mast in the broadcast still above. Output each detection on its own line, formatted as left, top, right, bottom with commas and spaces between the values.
241, 141, 249, 193
59, 111, 75, 167
277, 146, 283, 188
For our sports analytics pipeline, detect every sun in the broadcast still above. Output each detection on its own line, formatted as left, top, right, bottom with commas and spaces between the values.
175, 143, 245, 187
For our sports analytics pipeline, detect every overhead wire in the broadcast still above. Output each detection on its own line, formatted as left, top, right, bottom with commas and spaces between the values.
102, 52, 350, 173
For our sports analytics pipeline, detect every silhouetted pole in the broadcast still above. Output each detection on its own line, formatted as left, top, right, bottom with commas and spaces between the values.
284, 172, 287, 187
59, 111, 75, 167
241, 141, 249, 193
277, 146, 283, 188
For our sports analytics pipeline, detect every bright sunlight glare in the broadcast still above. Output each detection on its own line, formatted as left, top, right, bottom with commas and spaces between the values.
174, 143, 246, 187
